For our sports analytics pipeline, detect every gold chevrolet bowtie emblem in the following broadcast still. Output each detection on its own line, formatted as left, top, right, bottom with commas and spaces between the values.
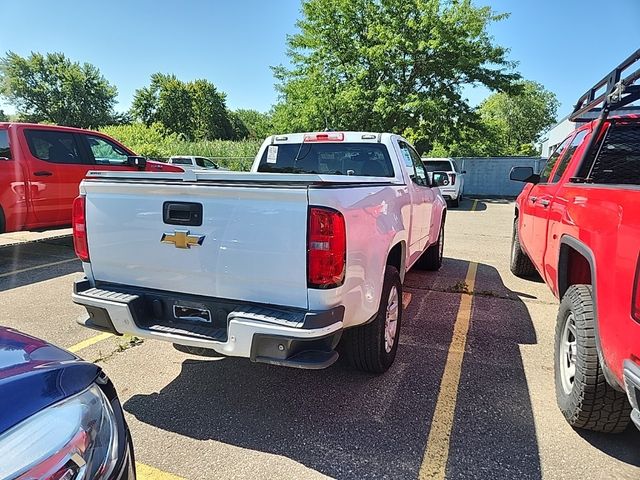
161, 230, 205, 249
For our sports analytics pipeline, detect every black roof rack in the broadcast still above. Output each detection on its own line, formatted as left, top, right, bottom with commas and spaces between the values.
569, 48, 640, 123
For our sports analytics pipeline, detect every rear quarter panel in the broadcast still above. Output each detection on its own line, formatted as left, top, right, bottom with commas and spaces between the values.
551, 185, 640, 382
308, 185, 411, 328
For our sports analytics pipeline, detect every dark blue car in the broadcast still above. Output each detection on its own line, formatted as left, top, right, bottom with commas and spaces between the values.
0, 327, 134, 479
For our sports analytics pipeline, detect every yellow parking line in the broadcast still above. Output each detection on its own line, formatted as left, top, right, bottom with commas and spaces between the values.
0, 258, 78, 278
67, 332, 113, 353
137, 462, 186, 480
419, 261, 478, 480
472, 199, 478, 211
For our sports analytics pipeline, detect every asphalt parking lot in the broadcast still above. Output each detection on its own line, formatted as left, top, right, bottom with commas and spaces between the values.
1, 199, 639, 480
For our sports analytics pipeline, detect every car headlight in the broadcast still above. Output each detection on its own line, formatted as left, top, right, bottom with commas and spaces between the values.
0, 384, 119, 480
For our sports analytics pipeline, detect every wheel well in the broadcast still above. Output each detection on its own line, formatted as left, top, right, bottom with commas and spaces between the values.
558, 244, 593, 298
387, 242, 406, 281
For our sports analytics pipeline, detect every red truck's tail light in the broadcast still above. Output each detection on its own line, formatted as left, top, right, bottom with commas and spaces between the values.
449, 173, 456, 185
72, 196, 89, 262
633, 253, 640, 322
308, 207, 346, 288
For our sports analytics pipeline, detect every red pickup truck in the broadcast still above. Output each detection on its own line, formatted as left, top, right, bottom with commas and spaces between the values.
509, 49, 640, 433
0, 123, 181, 233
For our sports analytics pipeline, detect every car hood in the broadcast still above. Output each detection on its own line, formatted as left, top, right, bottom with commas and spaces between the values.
0, 327, 101, 434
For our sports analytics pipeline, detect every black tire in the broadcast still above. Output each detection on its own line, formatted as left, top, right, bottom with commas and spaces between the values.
554, 285, 631, 433
510, 219, 536, 278
0, 206, 5, 234
415, 220, 444, 271
342, 266, 402, 373
450, 197, 459, 208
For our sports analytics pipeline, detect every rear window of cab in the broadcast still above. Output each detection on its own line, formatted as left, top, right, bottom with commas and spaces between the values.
422, 160, 453, 172
0, 130, 10, 159
257, 142, 394, 177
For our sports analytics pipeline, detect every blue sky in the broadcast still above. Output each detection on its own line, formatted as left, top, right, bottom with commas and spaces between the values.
2, 0, 639, 120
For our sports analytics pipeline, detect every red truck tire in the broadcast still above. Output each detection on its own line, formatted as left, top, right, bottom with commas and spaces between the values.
510, 220, 536, 278
554, 285, 631, 433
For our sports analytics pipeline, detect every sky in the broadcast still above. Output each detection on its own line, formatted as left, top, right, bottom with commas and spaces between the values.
1, 0, 639, 121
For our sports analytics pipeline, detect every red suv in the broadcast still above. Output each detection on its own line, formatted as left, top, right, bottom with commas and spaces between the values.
0, 123, 181, 233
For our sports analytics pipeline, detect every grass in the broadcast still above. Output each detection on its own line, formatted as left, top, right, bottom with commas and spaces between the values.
162, 139, 261, 171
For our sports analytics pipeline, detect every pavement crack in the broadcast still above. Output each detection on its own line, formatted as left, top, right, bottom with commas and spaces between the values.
91, 335, 144, 364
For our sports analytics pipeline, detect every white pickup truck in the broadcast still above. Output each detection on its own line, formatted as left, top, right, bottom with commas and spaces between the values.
72, 132, 447, 372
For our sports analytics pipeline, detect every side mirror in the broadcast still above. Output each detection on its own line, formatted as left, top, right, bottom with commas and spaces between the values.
127, 156, 147, 170
461, 170, 467, 174
432, 171, 450, 187
510, 166, 539, 184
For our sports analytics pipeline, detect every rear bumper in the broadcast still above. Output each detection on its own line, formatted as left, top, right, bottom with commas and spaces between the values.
72, 279, 343, 369
623, 360, 640, 430
439, 185, 460, 200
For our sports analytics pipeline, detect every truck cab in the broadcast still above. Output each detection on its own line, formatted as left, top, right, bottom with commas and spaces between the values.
0, 123, 182, 233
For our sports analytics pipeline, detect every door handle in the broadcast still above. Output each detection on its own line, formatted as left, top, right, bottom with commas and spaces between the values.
529, 196, 538, 203
33, 170, 53, 177
539, 199, 550, 208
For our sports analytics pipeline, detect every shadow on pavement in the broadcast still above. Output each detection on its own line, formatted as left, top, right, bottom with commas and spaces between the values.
125, 258, 548, 479
0, 237, 81, 292
453, 199, 488, 211
577, 421, 640, 466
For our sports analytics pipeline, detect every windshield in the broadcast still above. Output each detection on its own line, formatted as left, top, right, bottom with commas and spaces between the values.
422, 160, 453, 172
257, 142, 394, 176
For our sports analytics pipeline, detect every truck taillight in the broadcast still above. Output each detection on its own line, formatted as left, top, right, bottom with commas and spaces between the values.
449, 173, 456, 185
633, 253, 640, 322
72, 196, 89, 262
308, 207, 346, 288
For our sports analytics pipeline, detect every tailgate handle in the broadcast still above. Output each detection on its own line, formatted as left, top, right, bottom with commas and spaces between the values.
163, 202, 203, 226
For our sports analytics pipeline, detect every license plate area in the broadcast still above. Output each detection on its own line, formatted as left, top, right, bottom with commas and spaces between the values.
173, 304, 211, 324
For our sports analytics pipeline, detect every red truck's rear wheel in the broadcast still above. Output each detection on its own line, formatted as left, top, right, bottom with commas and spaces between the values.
554, 285, 631, 433
510, 219, 536, 278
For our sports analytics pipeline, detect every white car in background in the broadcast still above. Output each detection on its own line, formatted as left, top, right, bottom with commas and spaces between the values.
168, 156, 226, 170
422, 157, 465, 207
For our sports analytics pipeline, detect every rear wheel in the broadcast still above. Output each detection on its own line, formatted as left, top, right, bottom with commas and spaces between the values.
450, 197, 459, 208
554, 285, 631, 432
342, 266, 402, 373
510, 219, 536, 278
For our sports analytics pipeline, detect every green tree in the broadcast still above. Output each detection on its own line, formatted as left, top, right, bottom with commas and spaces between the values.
478, 80, 559, 155
189, 79, 232, 140
0, 109, 7, 122
233, 109, 274, 139
0, 52, 117, 128
272, 0, 519, 146
227, 111, 250, 140
131, 74, 233, 140
131, 73, 194, 138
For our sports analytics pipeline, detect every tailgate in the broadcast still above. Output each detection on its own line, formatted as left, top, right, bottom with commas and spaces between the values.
83, 180, 309, 309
